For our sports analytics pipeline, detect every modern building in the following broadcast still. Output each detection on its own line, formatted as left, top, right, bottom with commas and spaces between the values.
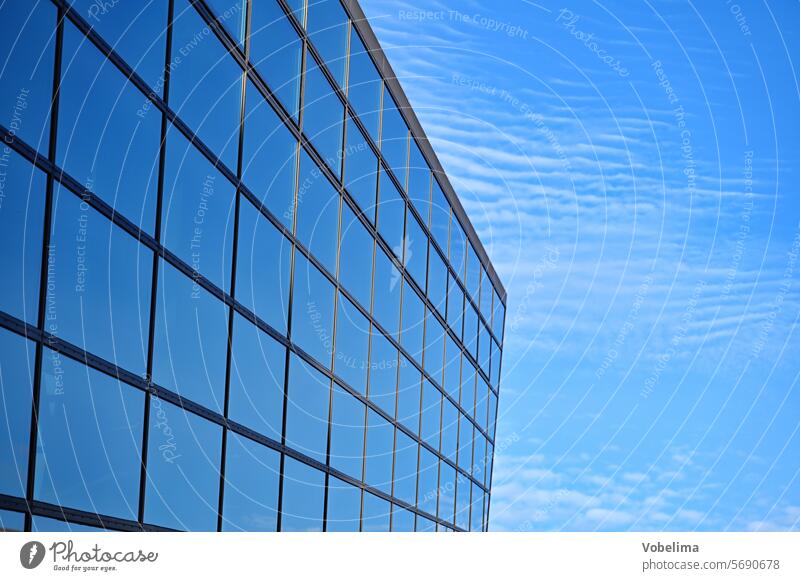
0, 0, 505, 532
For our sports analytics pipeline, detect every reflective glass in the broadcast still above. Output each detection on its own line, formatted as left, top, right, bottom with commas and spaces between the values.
400, 281, 424, 364
391, 505, 415, 531
471, 483, 484, 531
371, 246, 401, 338
343, 117, 378, 222
291, 252, 335, 368
144, 400, 221, 531
162, 126, 235, 292
285, 353, 330, 463
280, 456, 324, 531
380, 91, 408, 185
446, 275, 464, 339
376, 167, 405, 257
221, 432, 280, 531
493, 295, 505, 342
35, 354, 143, 520
464, 303, 478, 359
491, 340, 501, 388
457, 414, 473, 473
347, 29, 381, 143
427, 248, 447, 317
48, 185, 152, 375
438, 462, 456, 525
475, 376, 489, 432
460, 361, 475, 419
307, 0, 349, 87
229, 313, 285, 441
466, 244, 480, 302
367, 331, 397, 417
480, 268, 493, 321
302, 54, 344, 175
58, 23, 161, 234
153, 260, 228, 413
362, 492, 390, 531
338, 203, 374, 310
284, 0, 305, 26
420, 380, 441, 451
424, 313, 445, 385
416, 515, 436, 532
32, 516, 104, 532
205, 0, 246, 44
329, 385, 365, 480
0, 330, 34, 497
478, 321, 491, 375
392, 430, 417, 506
449, 220, 466, 281
455, 471, 470, 530
443, 334, 461, 400
296, 149, 340, 274
0, 1, 55, 150
334, 296, 370, 394
250, 0, 303, 117
396, 354, 420, 435
325, 476, 361, 531
364, 409, 393, 494
242, 80, 298, 231
473, 433, 487, 484
407, 141, 430, 225
441, 398, 458, 464
0, 151, 44, 324
430, 179, 450, 250
488, 390, 497, 439
69, 0, 168, 92
170, 1, 242, 168
236, 196, 292, 334
417, 447, 438, 515
403, 209, 427, 289
0, 509, 24, 531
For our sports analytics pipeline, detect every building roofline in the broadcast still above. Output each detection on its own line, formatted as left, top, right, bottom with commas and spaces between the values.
341, 0, 507, 303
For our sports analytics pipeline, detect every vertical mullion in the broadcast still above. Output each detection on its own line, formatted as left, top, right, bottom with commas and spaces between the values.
24, 4, 64, 533
137, 0, 174, 527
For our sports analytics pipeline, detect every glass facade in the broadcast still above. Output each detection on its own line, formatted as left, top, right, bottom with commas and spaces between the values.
0, 0, 505, 532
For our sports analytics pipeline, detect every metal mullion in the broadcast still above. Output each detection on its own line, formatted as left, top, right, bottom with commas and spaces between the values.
23, 5, 63, 533
137, 0, 174, 527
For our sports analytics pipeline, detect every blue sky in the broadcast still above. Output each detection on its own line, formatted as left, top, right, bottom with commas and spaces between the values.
360, 0, 800, 530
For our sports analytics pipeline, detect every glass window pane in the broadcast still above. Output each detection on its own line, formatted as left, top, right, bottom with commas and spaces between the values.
455, 471, 470, 530
376, 167, 405, 257
371, 246, 401, 338
416, 515, 436, 531
391, 505, 415, 531
403, 209, 427, 289
70, 0, 167, 92
443, 335, 460, 401
58, 23, 161, 234
153, 260, 228, 413
478, 321, 491, 375
430, 179, 450, 251
407, 141, 430, 225
480, 269, 493, 321
362, 492, 390, 531
421, 380, 441, 451
221, 432, 280, 531
307, 0, 349, 87
205, 0, 246, 44
464, 303, 478, 359
427, 249, 447, 317
367, 331, 397, 417
438, 462, 456, 525
417, 447, 438, 515
471, 483, 484, 531
296, 149, 340, 274
396, 354, 420, 435
236, 196, 292, 334
334, 296, 370, 395
466, 244, 480, 302
446, 275, 464, 338
449, 221, 466, 282
162, 127, 235, 292
325, 476, 361, 531
475, 376, 489, 432
171, 1, 242, 168
242, 80, 298, 231
0, 330, 34, 498
424, 313, 445, 386
280, 456, 324, 531
0, 509, 25, 531
35, 354, 143, 520
400, 281, 424, 364
380, 91, 408, 186
285, 0, 305, 26
0, 151, 45, 324
457, 414, 473, 474
493, 295, 505, 342
229, 313, 286, 441
291, 252, 335, 368
302, 54, 343, 175
473, 433, 487, 485
441, 398, 458, 464
285, 353, 330, 463
392, 430, 417, 506
339, 203, 374, 310
32, 516, 105, 532
329, 385, 365, 480
343, 116, 378, 222
461, 361, 475, 419
491, 341, 501, 388
48, 186, 153, 374
250, 0, 303, 116
347, 29, 381, 143
0, 0, 55, 150
144, 400, 221, 530
364, 409, 393, 494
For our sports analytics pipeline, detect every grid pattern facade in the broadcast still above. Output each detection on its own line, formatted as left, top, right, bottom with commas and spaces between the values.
0, 0, 506, 532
